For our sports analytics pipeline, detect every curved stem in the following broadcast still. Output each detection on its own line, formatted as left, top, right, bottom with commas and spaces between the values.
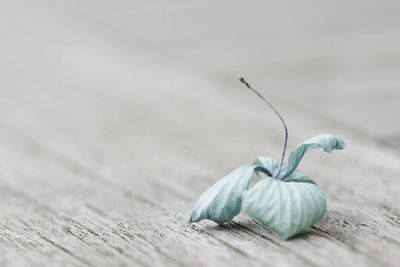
239, 77, 288, 177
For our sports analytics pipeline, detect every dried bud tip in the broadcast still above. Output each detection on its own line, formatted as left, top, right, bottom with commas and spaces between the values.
238, 76, 250, 88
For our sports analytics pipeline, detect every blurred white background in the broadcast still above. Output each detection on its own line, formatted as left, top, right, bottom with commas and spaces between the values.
1, 0, 400, 142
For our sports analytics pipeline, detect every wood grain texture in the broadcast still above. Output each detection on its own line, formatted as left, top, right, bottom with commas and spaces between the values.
1, 1, 400, 266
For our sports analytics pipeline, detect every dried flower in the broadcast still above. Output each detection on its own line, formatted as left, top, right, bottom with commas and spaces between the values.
188, 77, 346, 240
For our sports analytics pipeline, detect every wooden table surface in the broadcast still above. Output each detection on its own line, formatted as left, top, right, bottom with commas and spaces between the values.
1, 1, 399, 266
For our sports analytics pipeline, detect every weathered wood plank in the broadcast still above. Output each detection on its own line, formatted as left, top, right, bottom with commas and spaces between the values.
1, 0, 400, 266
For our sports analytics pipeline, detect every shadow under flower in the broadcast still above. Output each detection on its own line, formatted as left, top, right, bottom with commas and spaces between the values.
198, 210, 357, 242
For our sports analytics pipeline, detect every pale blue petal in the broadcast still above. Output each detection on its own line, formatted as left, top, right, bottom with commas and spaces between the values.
188, 164, 259, 224
283, 134, 346, 178
241, 176, 326, 240
252, 157, 282, 178
282, 170, 316, 184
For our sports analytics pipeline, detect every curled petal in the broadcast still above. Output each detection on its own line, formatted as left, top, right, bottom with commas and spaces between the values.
189, 164, 259, 224
242, 176, 326, 240
283, 134, 346, 178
